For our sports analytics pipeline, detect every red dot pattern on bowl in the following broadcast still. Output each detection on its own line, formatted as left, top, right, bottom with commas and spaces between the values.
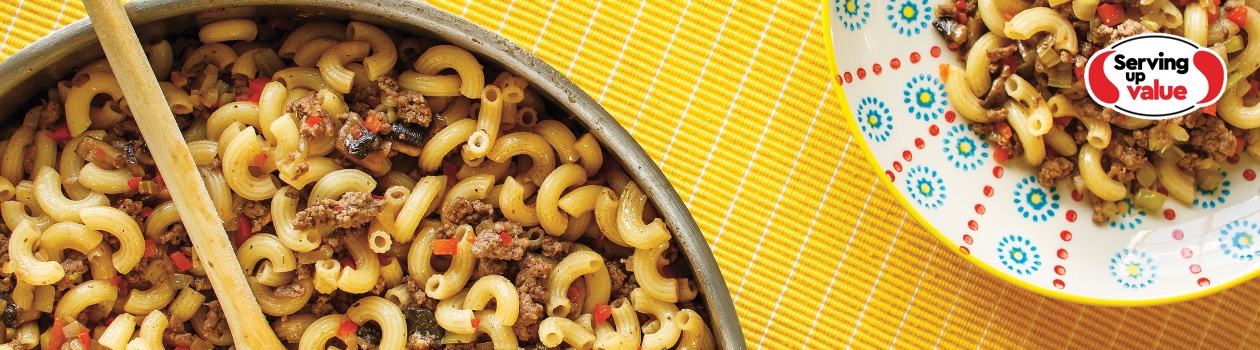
835, 46, 940, 86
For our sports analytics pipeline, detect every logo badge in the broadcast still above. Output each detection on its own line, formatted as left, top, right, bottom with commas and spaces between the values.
1083, 33, 1226, 120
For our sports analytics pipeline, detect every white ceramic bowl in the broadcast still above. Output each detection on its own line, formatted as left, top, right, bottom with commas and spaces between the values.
826, 0, 1260, 305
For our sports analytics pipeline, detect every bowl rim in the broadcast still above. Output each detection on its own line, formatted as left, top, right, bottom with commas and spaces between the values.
0, 0, 745, 346
823, 15, 1260, 307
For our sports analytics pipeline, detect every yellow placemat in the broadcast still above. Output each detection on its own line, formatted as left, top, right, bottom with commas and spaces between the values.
4, 1, 1260, 349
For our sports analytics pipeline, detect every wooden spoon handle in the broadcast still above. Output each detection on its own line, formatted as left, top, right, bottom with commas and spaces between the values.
80, 1, 283, 348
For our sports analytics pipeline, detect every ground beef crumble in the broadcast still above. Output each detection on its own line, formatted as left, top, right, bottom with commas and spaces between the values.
114, 198, 146, 224
243, 200, 272, 233
513, 292, 546, 342
1104, 139, 1147, 183
470, 221, 529, 260
515, 254, 553, 304
38, 101, 62, 129
403, 278, 431, 308
1038, 157, 1075, 188
440, 198, 494, 226
289, 92, 335, 139
292, 192, 383, 230
396, 90, 433, 126
1186, 115, 1239, 166
539, 236, 571, 260
607, 260, 637, 301
473, 258, 509, 280
204, 300, 228, 339
1089, 19, 1148, 47
274, 264, 312, 299
159, 223, 189, 247
972, 121, 1023, 159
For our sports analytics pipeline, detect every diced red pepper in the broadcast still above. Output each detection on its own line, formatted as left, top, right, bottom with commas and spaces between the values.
236, 217, 254, 246
337, 319, 358, 337
170, 251, 193, 272
433, 239, 459, 255
46, 124, 72, 142
1074, 66, 1085, 82
364, 113, 385, 133
1248, 79, 1260, 97
593, 304, 612, 324
79, 328, 90, 346
340, 256, 356, 270
1175, 0, 1189, 5
939, 64, 950, 80
996, 122, 1013, 139
499, 232, 513, 246
143, 239, 159, 258
140, 207, 153, 218
1205, 103, 1218, 116
1229, 6, 1248, 26
305, 116, 322, 126
250, 153, 269, 167
994, 147, 1011, 163
470, 318, 481, 330
957, 12, 968, 24
999, 55, 1019, 74
154, 173, 165, 190
109, 275, 128, 291
1097, 4, 1126, 26
49, 318, 67, 350
566, 286, 582, 305
1210, 8, 1220, 22
954, 0, 966, 11
128, 176, 142, 191
1238, 135, 1246, 154
442, 160, 459, 187
1003, 12, 1014, 21
1053, 117, 1072, 127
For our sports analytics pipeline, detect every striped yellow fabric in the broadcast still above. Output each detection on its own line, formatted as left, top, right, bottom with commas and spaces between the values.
4, 1, 1260, 349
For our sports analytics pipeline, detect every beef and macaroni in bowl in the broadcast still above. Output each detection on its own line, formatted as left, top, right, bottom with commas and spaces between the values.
0, 9, 714, 350
933, 0, 1260, 223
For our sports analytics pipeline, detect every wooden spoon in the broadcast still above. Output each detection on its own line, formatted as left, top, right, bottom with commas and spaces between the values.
81, 1, 284, 348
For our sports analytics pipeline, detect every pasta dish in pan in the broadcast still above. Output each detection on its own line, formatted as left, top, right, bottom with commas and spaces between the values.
0, 9, 713, 350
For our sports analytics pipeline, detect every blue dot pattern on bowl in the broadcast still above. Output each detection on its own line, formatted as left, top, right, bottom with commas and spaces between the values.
836, 0, 872, 31
887, 0, 932, 37
855, 96, 893, 142
904, 165, 946, 209
996, 234, 1041, 275
1013, 176, 1060, 223
1110, 249, 1157, 289
1219, 220, 1260, 261
902, 73, 948, 121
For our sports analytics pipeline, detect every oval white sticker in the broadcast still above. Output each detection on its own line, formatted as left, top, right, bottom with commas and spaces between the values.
1083, 33, 1226, 120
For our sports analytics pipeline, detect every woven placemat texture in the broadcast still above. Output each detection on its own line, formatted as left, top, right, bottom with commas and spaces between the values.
4, 1, 1260, 349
